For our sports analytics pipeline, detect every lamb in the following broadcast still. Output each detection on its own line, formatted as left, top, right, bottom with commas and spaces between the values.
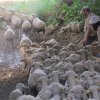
15, 83, 30, 95
21, 20, 32, 37
74, 61, 85, 74
20, 34, 32, 47
36, 76, 52, 100
20, 44, 33, 69
49, 94, 60, 100
49, 82, 65, 97
29, 62, 43, 75
59, 51, 69, 60
8, 89, 23, 100
28, 68, 47, 95
32, 16, 45, 35
68, 85, 88, 100
46, 48, 57, 58
65, 54, 81, 64
88, 86, 100, 100
65, 71, 78, 88
4, 26, 15, 48
36, 76, 49, 91
49, 71, 60, 83
19, 34, 32, 66
61, 22, 81, 33
16, 95, 35, 100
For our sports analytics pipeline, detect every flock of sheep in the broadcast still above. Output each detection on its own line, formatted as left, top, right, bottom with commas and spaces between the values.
0, 10, 99, 100
8, 35, 100, 100
2, 12, 46, 49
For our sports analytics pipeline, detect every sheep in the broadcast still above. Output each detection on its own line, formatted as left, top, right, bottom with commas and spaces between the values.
65, 71, 78, 88
21, 20, 32, 37
31, 52, 44, 62
68, 85, 88, 100
19, 35, 33, 68
59, 51, 69, 60
55, 61, 65, 71
8, 89, 23, 100
20, 34, 32, 47
88, 86, 100, 100
49, 94, 60, 100
49, 71, 60, 83
64, 62, 74, 71
46, 48, 57, 58
32, 16, 46, 41
84, 45, 94, 60
45, 39, 58, 48
15, 83, 30, 95
28, 68, 47, 95
0, 16, 3, 21
52, 43, 61, 51
74, 61, 86, 74
16, 95, 35, 100
76, 48, 86, 60
11, 15, 22, 40
61, 22, 80, 33
4, 26, 15, 48
32, 16, 45, 35
29, 62, 43, 75
81, 71, 94, 79
65, 54, 81, 64
93, 74, 100, 86
36, 76, 52, 100
36, 76, 49, 92
49, 82, 65, 97
38, 91, 52, 100
19, 43, 30, 61
44, 58, 53, 67
85, 60, 96, 73
67, 43, 78, 51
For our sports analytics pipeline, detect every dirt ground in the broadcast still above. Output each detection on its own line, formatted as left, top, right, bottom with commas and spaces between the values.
0, 29, 29, 100
0, 67, 29, 100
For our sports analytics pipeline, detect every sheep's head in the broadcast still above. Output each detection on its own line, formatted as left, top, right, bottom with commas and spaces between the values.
61, 25, 69, 33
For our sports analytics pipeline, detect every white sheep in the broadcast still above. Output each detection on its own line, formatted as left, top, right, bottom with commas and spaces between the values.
4, 26, 15, 48
49, 94, 60, 100
32, 16, 45, 35
16, 95, 35, 100
21, 20, 32, 37
15, 83, 30, 95
68, 85, 88, 100
28, 68, 47, 95
8, 89, 23, 100
11, 15, 22, 40
20, 34, 32, 47
61, 22, 80, 33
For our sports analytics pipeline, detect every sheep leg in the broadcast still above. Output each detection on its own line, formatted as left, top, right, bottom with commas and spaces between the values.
5, 39, 8, 48
18, 29, 21, 40
43, 29, 45, 35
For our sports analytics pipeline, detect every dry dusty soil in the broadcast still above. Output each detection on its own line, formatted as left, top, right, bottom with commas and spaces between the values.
0, 29, 29, 100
